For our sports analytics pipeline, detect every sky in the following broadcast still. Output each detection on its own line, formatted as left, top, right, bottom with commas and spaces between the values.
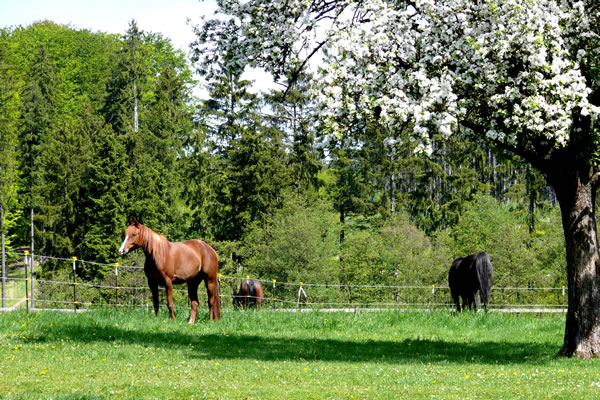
0, 0, 275, 95
0, 0, 215, 53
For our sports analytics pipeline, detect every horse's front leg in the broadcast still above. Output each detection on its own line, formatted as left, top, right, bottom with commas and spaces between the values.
148, 280, 160, 317
165, 279, 176, 320
467, 292, 477, 311
472, 291, 479, 311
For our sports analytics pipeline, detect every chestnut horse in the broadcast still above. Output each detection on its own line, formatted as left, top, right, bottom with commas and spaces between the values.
233, 279, 264, 308
448, 252, 493, 312
118, 220, 221, 322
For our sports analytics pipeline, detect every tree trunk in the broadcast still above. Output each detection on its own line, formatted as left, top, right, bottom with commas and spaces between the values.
550, 167, 600, 358
1, 199, 6, 309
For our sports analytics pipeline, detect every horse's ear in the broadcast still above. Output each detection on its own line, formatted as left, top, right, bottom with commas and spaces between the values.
127, 217, 140, 227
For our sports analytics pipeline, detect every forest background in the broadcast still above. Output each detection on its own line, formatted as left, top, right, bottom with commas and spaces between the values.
0, 20, 567, 294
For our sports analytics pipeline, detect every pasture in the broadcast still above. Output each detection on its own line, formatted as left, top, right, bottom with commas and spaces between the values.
1, 310, 599, 399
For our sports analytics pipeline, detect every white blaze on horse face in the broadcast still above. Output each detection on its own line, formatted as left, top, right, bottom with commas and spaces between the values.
118, 236, 129, 255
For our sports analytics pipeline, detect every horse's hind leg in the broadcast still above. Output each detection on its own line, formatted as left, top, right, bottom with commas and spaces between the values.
148, 280, 160, 317
451, 290, 461, 312
165, 279, 176, 320
454, 297, 461, 312
205, 276, 221, 320
187, 278, 201, 324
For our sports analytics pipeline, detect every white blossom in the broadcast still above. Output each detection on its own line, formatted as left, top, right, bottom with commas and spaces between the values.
307, 0, 600, 150
198, 0, 600, 152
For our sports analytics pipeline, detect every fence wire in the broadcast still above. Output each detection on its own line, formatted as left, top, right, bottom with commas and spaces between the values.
1, 252, 568, 312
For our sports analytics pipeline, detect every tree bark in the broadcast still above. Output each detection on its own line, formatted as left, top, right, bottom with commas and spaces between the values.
1, 199, 6, 309
548, 165, 600, 358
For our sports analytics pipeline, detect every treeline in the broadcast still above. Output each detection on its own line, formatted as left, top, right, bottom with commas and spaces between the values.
0, 21, 565, 289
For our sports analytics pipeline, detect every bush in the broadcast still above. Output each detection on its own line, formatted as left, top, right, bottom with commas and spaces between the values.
241, 192, 340, 285
339, 213, 452, 306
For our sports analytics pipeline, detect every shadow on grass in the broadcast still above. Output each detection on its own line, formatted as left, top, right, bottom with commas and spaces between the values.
28, 319, 558, 365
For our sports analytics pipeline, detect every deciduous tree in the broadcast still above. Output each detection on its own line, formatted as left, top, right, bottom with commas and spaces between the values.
196, 0, 600, 357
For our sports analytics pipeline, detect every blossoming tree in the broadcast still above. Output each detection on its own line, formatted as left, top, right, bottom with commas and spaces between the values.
194, 0, 600, 357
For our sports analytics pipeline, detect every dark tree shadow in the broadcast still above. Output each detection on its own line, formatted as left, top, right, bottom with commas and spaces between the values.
29, 321, 559, 365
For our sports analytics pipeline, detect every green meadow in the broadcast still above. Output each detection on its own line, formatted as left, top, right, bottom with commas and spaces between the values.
1, 309, 599, 399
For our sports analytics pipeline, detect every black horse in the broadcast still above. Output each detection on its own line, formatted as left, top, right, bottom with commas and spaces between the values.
448, 252, 493, 311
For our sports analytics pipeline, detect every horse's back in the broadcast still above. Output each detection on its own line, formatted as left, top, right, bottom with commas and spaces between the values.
183, 239, 218, 263
171, 240, 218, 281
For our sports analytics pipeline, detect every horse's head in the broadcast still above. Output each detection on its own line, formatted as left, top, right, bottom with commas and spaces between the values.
118, 219, 143, 255
232, 280, 249, 307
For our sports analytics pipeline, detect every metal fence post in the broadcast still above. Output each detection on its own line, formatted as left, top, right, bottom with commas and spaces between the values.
272, 279, 277, 309
72, 257, 78, 312
297, 282, 308, 310
30, 252, 35, 309
24, 251, 29, 312
115, 263, 119, 308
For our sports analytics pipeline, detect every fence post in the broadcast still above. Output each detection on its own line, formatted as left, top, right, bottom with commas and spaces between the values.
297, 282, 307, 310
115, 263, 119, 308
72, 257, 78, 312
246, 275, 251, 303
24, 251, 29, 312
30, 252, 35, 309
431, 284, 436, 307
562, 285, 566, 307
272, 279, 277, 309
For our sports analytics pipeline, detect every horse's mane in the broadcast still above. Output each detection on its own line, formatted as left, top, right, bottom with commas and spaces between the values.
138, 224, 169, 262
246, 279, 258, 298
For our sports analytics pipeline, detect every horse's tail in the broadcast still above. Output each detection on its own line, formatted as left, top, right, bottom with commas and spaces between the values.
213, 278, 222, 319
475, 252, 493, 304
255, 281, 264, 305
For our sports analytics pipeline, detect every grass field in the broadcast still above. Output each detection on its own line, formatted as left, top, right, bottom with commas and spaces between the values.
1, 309, 599, 399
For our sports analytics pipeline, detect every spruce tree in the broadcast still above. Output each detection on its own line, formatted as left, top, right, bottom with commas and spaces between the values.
0, 38, 21, 307
19, 43, 58, 255
77, 118, 128, 274
200, 71, 289, 241
264, 74, 320, 195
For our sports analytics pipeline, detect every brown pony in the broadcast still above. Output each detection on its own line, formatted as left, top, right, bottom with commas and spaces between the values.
118, 220, 221, 322
233, 279, 264, 308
